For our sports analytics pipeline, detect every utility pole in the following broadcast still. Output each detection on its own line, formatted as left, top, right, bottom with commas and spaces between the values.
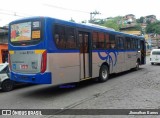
90, 11, 101, 23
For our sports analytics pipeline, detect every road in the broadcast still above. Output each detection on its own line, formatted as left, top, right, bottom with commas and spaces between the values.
1, 56, 160, 117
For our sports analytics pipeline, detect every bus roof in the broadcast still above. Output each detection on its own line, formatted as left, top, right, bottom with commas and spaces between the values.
9, 16, 144, 40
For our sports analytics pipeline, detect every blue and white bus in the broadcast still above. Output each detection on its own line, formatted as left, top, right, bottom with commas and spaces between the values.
8, 16, 146, 85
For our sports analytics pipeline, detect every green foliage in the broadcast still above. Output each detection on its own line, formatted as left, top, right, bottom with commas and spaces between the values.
136, 17, 145, 23
146, 22, 160, 34
123, 24, 142, 31
146, 20, 151, 25
101, 16, 122, 31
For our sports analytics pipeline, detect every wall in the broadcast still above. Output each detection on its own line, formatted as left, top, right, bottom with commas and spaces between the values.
0, 44, 8, 63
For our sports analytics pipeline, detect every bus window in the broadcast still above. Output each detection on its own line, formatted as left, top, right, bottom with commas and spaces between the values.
10, 21, 42, 46
92, 32, 105, 49
66, 27, 76, 49
97, 32, 105, 49
138, 39, 141, 49
109, 34, 116, 49
54, 25, 65, 48
105, 34, 110, 49
125, 37, 131, 49
92, 32, 98, 49
132, 38, 135, 49
135, 39, 138, 49
116, 36, 124, 49
130, 38, 133, 49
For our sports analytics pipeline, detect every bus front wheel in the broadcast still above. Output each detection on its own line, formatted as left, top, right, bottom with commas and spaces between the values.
134, 60, 140, 71
98, 65, 109, 82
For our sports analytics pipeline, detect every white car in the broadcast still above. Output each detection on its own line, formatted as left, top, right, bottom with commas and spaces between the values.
0, 63, 15, 92
150, 49, 160, 65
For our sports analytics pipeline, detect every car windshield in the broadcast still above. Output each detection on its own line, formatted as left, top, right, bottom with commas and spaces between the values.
0, 65, 4, 71
152, 51, 160, 55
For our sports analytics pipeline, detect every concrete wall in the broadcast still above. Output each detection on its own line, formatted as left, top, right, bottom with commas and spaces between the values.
0, 44, 8, 63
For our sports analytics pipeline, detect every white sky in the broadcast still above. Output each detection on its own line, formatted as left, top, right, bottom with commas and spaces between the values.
0, 0, 160, 26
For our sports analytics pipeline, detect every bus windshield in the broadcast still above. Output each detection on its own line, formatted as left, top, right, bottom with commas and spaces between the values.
10, 20, 42, 46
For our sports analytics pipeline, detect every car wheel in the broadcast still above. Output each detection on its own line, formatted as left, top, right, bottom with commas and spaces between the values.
98, 65, 109, 82
1, 80, 14, 92
151, 62, 154, 65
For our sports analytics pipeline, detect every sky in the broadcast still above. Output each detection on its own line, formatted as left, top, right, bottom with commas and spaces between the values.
0, 0, 160, 26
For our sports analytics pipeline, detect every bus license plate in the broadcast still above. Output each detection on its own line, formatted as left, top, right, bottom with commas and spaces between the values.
20, 65, 28, 69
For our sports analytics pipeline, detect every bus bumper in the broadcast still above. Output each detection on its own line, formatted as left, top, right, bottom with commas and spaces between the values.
10, 72, 52, 84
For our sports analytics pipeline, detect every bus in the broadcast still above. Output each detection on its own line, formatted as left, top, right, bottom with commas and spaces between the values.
8, 16, 146, 85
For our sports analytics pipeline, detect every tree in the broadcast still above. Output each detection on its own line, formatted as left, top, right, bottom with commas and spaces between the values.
101, 16, 122, 31
146, 22, 160, 34
136, 17, 145, 23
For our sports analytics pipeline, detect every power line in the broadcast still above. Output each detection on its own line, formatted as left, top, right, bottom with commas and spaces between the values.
0, 12, 25, 17
0, 9, 33, 17
43, 4, 90, 14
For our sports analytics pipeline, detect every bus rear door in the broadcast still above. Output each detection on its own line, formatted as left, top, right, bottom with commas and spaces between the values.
78, 31, 92, 80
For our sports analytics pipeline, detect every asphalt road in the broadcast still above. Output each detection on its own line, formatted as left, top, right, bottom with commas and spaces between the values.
1, 56, 160, 117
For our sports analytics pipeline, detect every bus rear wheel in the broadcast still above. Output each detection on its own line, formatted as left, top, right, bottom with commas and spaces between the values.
98, 65, 109, 82
1, 80, 14, 92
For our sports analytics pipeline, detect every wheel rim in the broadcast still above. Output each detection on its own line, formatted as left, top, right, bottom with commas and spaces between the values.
102, 69, 108, 79
136, 62, 139, 69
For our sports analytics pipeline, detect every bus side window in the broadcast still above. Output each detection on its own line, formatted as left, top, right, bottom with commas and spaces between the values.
125, 37, 131, 49
116, 36, 124, 50
106, 34, 110, 49
138, 39, 141, 49
59, 37, 65, 48
54, 25, 66, 48
109, 34, 116, 49
55, 34, 60, 45
97, 32, 105, 49
66, 27, 76, 49
92, 32, 98, 49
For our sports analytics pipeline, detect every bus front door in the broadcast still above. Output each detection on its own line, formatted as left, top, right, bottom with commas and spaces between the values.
140, 40, 146, 64
79, 32, 92, 80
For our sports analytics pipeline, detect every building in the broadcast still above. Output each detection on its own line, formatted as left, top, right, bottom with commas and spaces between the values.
0, 27, 8, 63
145, 15, 157, 23
123, 14, 136, 24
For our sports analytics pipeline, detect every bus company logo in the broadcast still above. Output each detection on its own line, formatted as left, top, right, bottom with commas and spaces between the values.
2, 110, 11, 115
98, 50, 119, 67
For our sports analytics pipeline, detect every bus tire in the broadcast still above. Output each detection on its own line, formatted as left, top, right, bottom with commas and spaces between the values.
1, 79, 14, 92
134, 60, 140, 71
98, 65, 109, 82
151, 62, 154, 65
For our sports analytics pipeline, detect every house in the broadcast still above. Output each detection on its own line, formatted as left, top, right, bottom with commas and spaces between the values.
0, 27, 8, 63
